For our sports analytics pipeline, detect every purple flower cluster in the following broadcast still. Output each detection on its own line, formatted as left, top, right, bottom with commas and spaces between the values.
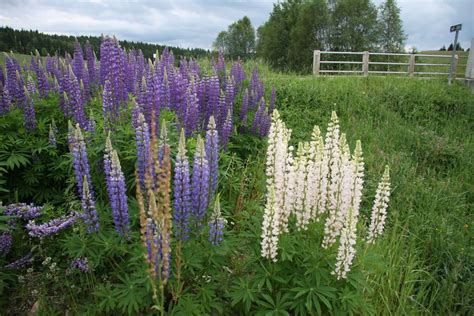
0, 232, 13, 256
191, 136, 210, 222
173, 129, 191, 241
4, 253, 34, 269
23, 87, 37, 131
135, 113, 151, 190
70, 125, 99, 233
104, 135, 130, 237
213, 50, 226, 87
208, 195, 226, 246
71, 257, 91, 273
230, 58, 246, 88
26, 212, 78, 237
5, 203, 43, 220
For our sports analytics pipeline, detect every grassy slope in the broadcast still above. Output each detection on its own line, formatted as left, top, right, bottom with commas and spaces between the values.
263, 74, 473, 313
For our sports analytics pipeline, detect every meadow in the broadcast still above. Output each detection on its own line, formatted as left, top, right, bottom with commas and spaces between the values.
0, 40, 473, 315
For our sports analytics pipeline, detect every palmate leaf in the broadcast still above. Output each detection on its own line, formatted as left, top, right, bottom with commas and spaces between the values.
3, 151, 31, 170
230, 277, 257, 313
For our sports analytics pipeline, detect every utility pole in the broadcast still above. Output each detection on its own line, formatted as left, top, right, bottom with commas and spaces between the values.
448, 24, 462, 84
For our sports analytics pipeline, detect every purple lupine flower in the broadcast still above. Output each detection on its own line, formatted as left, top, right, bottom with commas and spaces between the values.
252, 98, 265, 135
104, 135, 130, 237
102, 79, 117, 126
48, 124, 57, 147
71, 125, 99, 233
5, 203, 43, 220
221, 108, 233, 150
26, 76, 36, 95
73, 40, 85, 82
184, 82, 199, 137
260, 108, 271, 137
0, 232, 13, 256
85, 41, 96, 84
239, 88, 249, 124
135, 113, 151, 189
34, 61, 50, 98
205, 116, 219, 197
0, 82, 11, 115
230, 58, 246, 88
213, 50, 226, 87
173, 129, 191, 241
191, 136, 210, 222
224, 76, 235, 124
68, 67, 87, 129
249, 68, 264, 109
206, 75, 219, 125
87, 109, 96, 133
4, 56, 19, 103
216, 91, 226, 130
71, 257, 91, 273
4, 253, 34, 269
15, 72, 26, 107
22, 87, 36, 132
269, 87, 276, 114
208, 194, 226, 246
26, 212, 78, 237
81, 175, 99, 233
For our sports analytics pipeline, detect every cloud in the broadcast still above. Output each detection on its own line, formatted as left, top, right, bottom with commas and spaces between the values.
0, 0, 472, 51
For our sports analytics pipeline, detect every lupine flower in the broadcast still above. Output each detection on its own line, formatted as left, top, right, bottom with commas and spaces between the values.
205, 116, 219, 197
4, 253, 34, 269
5, 203, 43, 220
23, 87, 37, 131
191, 135, 210, 222
71, 257, 91, 273
26, 212, 78, 237
0, 232, 13, 256
307, 126, 328, 220
230, 58, 246, 88
221, 108, 233, 150
294, 142, 311, 230
208, 194, 226, 246
173, 129, 191, 241
332, 203, 358, 280
48, 124, 57, 147
104, 134, 130, 237
214, 50, 226, 87
184, 83, 199, 136
261, 185, 280, 261
239, 88, 249, 124
269, 87, 276, 114
87, 109, 96, 132
135, 113, 151, 189
81, 176, 100, 233
367, 165, 391, 243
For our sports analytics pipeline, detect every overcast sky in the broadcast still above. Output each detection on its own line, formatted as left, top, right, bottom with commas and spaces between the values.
0, 0, 472, 51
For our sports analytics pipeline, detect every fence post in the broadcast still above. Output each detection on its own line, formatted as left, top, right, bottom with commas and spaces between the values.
408, 54, 416, 76
452, 54, 459, 80
466, 39, 474, 79
313, 50, 321, 76
362, 51, 369, 76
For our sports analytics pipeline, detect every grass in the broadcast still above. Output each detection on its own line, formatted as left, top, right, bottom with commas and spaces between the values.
261, 74, 473, 314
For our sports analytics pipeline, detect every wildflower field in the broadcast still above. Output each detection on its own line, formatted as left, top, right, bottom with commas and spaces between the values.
0, 38, 473, 315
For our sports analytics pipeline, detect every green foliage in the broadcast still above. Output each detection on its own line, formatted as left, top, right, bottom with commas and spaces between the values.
213, 16, 256, 59
377, 0, 406, 52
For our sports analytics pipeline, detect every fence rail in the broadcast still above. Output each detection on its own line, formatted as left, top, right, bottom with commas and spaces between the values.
312, 50, 468, 78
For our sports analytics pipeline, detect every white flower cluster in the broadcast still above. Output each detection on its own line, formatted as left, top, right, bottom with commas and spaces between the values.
261, 110, 391, 280
367, 166, 391, 244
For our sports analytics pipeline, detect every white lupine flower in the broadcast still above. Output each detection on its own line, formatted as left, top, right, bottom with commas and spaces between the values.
322, 133, 349, 248
280, 145, 295, 232
367, 166, 391, 243
294, 142, 311, 230
308, 126, 327, 220
261, 185, 280, 261
350, 141, 364, 218
332, 205, 358, 280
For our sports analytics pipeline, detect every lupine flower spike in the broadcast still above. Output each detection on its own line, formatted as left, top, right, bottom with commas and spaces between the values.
173, 128, 191, 241
208, 194, 226, 246
367, 165, 391, 243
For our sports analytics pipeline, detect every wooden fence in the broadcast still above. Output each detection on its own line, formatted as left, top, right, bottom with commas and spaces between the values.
312, 50, 468, 78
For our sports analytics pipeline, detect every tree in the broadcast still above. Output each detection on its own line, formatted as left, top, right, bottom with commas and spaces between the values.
448, 43, 463, 51
213, 31, 228, 54
377, 0, 406, 52
257, 0, 303, 70
213, 16, 256, 59
440, 45, 447, 51
330, 0, 379, 51
288, 0, 330, 72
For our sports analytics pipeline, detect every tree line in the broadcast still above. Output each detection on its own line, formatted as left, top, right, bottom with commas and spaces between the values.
0, 26, 210, 60
214, 0, 406, 73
